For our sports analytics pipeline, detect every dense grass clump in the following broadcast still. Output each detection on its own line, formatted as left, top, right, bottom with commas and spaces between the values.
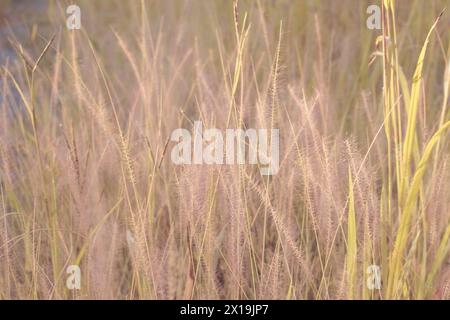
0, 0, 449, 299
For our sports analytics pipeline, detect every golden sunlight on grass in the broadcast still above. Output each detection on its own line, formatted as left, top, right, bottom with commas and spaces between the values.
0, 0, 449, 299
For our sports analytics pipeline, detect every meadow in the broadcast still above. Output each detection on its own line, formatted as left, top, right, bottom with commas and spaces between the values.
0, 0, 449, 299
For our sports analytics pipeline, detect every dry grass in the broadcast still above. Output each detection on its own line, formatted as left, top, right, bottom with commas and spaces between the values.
0, 0, 449, 299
